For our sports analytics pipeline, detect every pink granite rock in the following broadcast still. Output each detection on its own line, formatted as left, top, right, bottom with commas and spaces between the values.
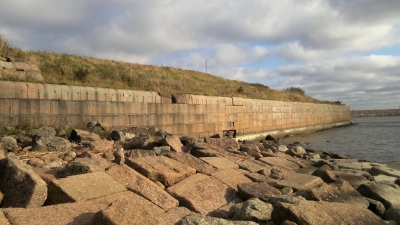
0, 157, 47, 208
106, 164, 178, 210
167, 173, 237, 215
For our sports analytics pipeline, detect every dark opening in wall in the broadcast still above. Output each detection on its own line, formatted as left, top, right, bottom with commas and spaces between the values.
223, 130, 236, 138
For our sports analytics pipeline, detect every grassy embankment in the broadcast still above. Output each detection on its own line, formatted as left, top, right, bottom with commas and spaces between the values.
1, 35, 332, 104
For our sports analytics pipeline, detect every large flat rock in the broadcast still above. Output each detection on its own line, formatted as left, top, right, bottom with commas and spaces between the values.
92, 198, 160, 225
276, 173, 324, 191
357, 182, 400, 209
211, 169, 253, 191
302, 179, 369, 208
125, 156, 196, 186
155, 207, 194, 225
258, 157, 300, 170
0, 157, 47, 208
204, 138, 240, 151
166, 152, 218, 175
272, 200, 387, 225
200, 157, 239, 170
106, 164, 178, 211
192, 142, 250, 163
3, 191, 164, 225
371, 166, 400, 178
316, 170, 370, 188
238, 159, 269, 173
46, 172, 127, 205
237, 182, 281, 200
167, 173, 237, 215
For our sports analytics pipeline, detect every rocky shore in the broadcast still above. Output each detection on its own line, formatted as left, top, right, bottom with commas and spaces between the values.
1, 123, 400, 224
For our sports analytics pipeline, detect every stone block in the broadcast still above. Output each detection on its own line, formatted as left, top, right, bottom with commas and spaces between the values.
163, 135, 184, 152
200, 157, 239, 170
167, 173, 237, 215
272, 200, 387, 225
3, 191, 163, 225
125, 149, 156, 158
371, 166, 400, 178
166, 152, 218, 175
259, 157, 300, 170
276, 173, 324, 191
302, 179, 369, 208
0, 157, 47, 208
64, 158, 110, 176
89, 139, 114, 152
106, 164, 178, 211
232, 198, 274, 222
237, 182, 281, 200
125, 156, 196, 186
46, 172, 126, 205
155, 207, 193, 225
238, 159, 271, 173
92, 198, 160, 225
211, 169, 253, 191
204, 137, 240, 151
357, 182, 400, 209
177, 215, 258, 225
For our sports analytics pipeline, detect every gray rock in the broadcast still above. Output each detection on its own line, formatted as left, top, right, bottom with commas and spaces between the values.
31, 126, 56, 137
275, 173, 324, 191
261, 141, 276, 152
371, 166, 400, 179
164, 135, 185, 152
383, 207, 400, 225
339, 169, 372, 180
261, 195, 306, 205
0, 157, 47, 208
373, 174, 397, 183
123, 135, 156, 150
295, 166, 318, 175
177, 215, 258, 225
366, 197, 385, 216
233, 198, 273, 222
32, 135, 72, 152
357, 182, 400, 209
277, 145, 289, 153
154, 146, 171, 156
125, 149, 156, 158
301, 179, 369, 208
110, 130, 126, 142
69, 129, 100, 143
0, 136, 18, 152
315, 169, 370, 189
64, 158, 109, 176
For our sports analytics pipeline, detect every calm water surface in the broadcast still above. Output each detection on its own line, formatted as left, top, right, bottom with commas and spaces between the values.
282, 116, 400, 163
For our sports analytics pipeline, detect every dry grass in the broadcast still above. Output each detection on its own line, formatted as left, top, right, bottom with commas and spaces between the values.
0, 35, 337, 104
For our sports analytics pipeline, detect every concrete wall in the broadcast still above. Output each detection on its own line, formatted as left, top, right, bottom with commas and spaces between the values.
0, 81, 350, 139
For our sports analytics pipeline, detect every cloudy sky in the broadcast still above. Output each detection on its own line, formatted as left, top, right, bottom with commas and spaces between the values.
1, 0, 400, 110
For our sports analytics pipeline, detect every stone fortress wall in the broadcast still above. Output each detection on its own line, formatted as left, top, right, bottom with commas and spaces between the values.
0, 81, 350, 139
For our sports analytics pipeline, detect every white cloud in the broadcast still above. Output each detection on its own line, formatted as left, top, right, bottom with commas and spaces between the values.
1, 0, 400, 109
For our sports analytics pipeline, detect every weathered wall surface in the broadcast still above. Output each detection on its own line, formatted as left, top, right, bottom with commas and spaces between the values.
0, 81, 350, 139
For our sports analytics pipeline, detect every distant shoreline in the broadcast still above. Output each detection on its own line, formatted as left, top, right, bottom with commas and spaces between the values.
351, 109, 400, 118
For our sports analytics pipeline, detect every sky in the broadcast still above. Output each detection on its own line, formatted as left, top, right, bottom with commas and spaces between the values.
1, 1, 400, 110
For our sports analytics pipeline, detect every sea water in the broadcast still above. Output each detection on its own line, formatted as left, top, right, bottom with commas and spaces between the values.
281, 116, 400, 163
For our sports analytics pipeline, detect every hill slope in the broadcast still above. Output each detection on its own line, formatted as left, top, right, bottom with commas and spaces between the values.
1, 35, 334, 104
